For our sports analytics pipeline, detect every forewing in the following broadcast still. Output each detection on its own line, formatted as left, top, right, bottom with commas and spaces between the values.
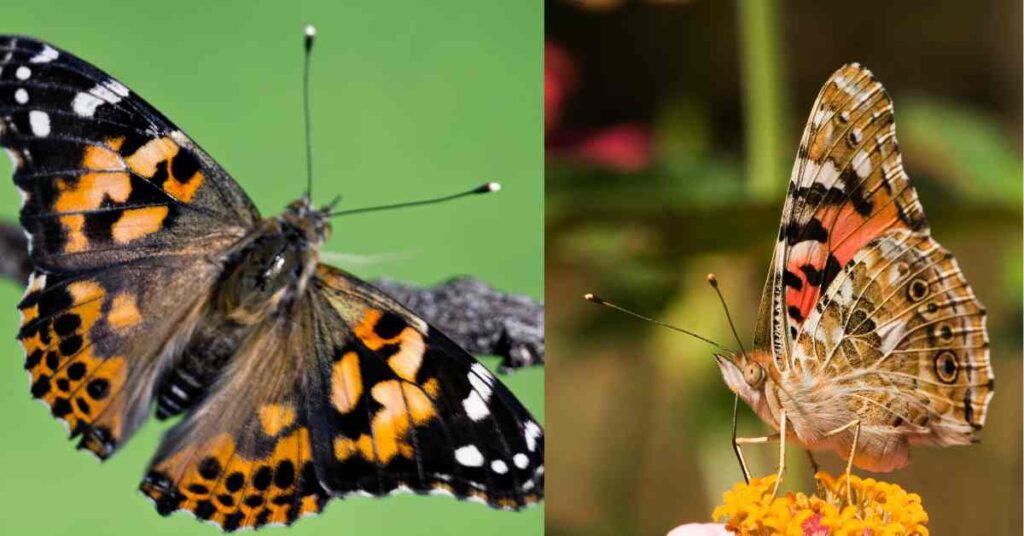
756, 64, 929, 366
307, 265, 544, 510
1, 36, 260, 459
0, 35, 258, 271
794, 228, 992, 470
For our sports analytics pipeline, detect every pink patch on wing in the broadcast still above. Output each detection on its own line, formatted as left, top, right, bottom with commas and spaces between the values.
783, 198, 901, 324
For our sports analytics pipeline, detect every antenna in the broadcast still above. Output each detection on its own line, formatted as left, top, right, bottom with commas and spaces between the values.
583, 293, 728, 351
303, 24, 316, 201
329, 181, 500, 218
705, 273, 749, 360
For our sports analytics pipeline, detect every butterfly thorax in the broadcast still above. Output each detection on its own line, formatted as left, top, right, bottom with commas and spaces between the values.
216, 199, 330, 322
154, 198, 331, 419
720, 346, 881, 455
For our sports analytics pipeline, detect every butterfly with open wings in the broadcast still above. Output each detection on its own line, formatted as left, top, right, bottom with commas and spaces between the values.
0, 34, 543, 531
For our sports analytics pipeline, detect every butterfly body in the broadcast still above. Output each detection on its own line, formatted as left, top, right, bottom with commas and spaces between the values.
154, 199, 329, 420
1, 35, 542, 530
716, 64, 993, 473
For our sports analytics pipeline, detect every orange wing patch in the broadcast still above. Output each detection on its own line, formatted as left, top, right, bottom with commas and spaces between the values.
124, 135, 204, 202
18, 275, 130, 457
259, 404, 296, 437
111, 206, 169, 243
49, 134, 207, 252
353, 308, 427, 382
107, 292, 142, 331
329, 308, 439, 465
142, 427, 326, 531
330, 351, 362, 413
56, 137, 131, 253
332, 379, 436, 465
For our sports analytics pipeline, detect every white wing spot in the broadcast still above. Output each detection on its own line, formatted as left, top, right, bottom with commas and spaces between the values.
28, 111, 50, 136
818, 159, 841, 189
29, 45, 58, 64
513, 453, 529, 469
72, 92, 103, 118
524, 421, 541, 452
454, 445, 484, 467
851, 149, 872, 179
72, 82, 127, 118
464, 363, 494, 423
462, 390, 490, 421
104, 79, 130, 97
470, 363, 494, 385
15, 66, 31, 80
490, 460, 508, 474
14, 88, 28, 104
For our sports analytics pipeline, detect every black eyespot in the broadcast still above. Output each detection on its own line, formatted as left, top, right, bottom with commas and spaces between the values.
934, 351, 959, 384
907, 278, 929, 302
847, 129, 862, 147
939, 324, 954, 341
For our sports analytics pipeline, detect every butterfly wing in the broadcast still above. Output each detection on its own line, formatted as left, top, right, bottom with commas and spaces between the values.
141, 309, 328, 532
794, 229, 991, 470
756, 63, 929, 366
308, 264, 544, 509
1, 36, 259, 457
764, 64, 991, 470
141, 266, 544, 531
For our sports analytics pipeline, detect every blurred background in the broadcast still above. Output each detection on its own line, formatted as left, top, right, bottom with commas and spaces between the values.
0, 1, 542, 535
546, 0, 1020, 535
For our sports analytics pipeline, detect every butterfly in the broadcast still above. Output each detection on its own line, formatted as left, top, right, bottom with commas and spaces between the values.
0, 35, 543, 531
713, 63, 993, 487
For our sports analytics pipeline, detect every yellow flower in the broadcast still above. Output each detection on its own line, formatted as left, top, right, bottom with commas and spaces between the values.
711, 472, 928, 536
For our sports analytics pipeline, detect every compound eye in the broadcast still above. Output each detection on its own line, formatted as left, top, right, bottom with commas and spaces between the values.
744, 363, 764, 386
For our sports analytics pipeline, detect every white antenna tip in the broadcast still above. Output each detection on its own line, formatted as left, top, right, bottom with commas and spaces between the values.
305, 25, 317, 37
486, 181, 501, 192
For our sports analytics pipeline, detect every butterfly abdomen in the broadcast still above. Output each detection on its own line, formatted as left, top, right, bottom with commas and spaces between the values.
154, 211, 326, 420
154, 317, 250, 419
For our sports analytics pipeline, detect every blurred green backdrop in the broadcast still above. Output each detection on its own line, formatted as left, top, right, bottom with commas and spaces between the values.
546, 0, 1020, 535
0, 1, 542, 535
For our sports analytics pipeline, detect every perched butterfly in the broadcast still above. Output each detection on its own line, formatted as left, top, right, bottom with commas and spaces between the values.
716, 64, 993, 485
588, 63, 992, 494
0, 34, 543, 531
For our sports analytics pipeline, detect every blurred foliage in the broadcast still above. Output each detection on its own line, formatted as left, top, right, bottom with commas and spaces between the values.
546, 0, 1021, 535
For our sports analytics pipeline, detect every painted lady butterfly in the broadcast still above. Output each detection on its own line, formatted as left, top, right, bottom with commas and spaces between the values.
585, 63, 993, 498
0, 35, 543, 530
715, 64, 993, 487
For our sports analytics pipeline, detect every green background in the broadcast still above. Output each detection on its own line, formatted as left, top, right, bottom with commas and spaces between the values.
0, 1, 543, 535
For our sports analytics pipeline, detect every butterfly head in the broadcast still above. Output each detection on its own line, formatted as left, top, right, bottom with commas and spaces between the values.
282, 196, 334, 245
714, 350, 777, 416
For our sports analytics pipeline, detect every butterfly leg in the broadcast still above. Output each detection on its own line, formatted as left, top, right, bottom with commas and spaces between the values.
733, 432, 779, 485
733, 410, 787, 497
730, 394, 751, 484
820, 418, 861, 504
771, 410, 787, 498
